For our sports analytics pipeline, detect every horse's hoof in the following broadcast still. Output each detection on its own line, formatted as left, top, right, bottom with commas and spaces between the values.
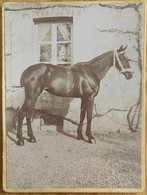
88, 138, 96, 144
28, 136, 36, 143
77, 134, 84, 140
16, 139, 24, 146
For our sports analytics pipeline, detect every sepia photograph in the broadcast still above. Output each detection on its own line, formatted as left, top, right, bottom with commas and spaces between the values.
3, 1, 145, 193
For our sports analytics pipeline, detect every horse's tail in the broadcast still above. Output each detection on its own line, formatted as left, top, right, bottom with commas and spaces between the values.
20, 66, 30, 86
13, 108, 19, 131
20, 71, 25, 87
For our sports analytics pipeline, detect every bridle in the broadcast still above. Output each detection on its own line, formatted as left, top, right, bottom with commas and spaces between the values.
113, 50, 132, 74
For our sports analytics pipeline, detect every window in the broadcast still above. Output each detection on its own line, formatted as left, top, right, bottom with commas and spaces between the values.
34, 17, 73, 67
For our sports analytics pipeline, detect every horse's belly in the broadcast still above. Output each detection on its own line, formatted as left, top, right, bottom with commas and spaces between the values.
45, 78, 74, 97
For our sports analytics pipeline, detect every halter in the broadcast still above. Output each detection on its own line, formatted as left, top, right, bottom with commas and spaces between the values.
113, 50, 132, 74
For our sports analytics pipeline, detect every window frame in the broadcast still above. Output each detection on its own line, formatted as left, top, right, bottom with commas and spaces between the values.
33, 17, 73, 66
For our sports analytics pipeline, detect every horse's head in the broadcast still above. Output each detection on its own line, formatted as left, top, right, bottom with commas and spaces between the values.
114, 45, 133, 80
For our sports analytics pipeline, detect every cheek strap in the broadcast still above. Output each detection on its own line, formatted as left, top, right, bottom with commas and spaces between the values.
113, 50, 132, 74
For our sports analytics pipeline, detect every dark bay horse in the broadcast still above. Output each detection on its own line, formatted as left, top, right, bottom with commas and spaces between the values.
16, 45, 133, 146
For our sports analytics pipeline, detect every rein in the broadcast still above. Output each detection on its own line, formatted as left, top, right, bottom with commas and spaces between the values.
113, 50, 132, 73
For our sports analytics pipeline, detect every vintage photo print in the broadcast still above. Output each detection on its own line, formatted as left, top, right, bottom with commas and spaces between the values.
3, 1, 145, 193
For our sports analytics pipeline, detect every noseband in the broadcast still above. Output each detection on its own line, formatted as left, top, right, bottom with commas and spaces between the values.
113, 50, 132, 74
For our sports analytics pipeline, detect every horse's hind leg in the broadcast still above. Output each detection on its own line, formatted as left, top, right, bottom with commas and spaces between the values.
26, 112, 36, 143
17, 107, 27, 146
17, 84, 43, 146
17, 99, 37, 146
77, 98, 87, 140
25, 82, 44, 144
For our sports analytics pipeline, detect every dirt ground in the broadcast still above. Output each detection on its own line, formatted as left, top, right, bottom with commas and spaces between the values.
6, 122, 141, 190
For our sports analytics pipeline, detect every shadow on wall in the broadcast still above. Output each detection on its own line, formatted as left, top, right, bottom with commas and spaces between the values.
34, 91, 72, 131
6, 90, 72, 142
36, 91, 72, 117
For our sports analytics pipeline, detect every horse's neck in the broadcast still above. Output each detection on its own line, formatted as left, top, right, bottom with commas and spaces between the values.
89, 51, 113, 81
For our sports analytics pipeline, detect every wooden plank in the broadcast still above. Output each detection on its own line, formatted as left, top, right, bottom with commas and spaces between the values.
33, 17, 73, 24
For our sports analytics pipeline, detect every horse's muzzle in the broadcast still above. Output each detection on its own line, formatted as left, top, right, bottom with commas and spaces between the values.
123, 71, 133, 80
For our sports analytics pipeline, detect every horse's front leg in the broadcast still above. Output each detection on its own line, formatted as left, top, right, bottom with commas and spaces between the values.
86, 97, 96, 144
77, 98, 87, 140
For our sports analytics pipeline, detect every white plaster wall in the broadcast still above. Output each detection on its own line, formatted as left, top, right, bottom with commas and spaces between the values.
5, 3, 143, 132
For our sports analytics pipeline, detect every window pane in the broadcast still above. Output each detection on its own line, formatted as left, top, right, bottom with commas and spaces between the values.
57, 43, 71, 62
40, 44, 52, 62
57, 23, 71, 41
38, 23, 51, 42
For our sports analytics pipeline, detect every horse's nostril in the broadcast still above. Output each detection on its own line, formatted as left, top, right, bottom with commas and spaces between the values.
129, 73, 133, 79
123, 72, 133, 80
127, 72, 133, 80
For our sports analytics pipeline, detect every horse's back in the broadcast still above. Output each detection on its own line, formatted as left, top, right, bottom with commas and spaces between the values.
20, 63, 73, 87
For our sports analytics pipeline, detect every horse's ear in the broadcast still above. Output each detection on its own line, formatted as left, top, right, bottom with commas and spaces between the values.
117, 45, 123, 52
122, 45, 127, 51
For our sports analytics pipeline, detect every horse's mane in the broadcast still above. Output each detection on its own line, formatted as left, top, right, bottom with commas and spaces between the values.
71, 51, 112, 71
